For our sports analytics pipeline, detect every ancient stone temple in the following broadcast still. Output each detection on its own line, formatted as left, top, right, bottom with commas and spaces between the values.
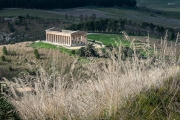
45, 27, 87, 46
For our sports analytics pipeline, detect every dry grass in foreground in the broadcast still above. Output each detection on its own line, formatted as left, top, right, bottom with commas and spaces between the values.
4, 34, 180, 119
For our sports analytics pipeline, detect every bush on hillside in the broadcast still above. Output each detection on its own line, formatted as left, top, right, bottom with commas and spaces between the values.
0, 94, 20, 120
34, 49, 40, 59
1, 55, 6, 61
78, 43, 99, 57
2, 46, 8, 55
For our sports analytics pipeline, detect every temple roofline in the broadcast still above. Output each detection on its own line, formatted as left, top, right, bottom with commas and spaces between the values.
45, 27, 87, 35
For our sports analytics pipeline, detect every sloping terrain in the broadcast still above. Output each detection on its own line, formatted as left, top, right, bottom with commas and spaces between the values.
136, 0, 180, 11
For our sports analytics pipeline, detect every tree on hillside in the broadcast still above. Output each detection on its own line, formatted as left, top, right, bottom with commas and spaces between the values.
170, 31, 175, 40
65, 14, 68, 19
80, 14, 83, 22
2, 46, 8, 55
34, 49, 40, 59
1, 55, 6, 61
78, 43, 99, 57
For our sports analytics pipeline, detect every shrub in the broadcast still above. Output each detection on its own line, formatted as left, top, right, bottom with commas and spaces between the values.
78, 43, 99, 57
71, 50, 76, 55
8, 66, 13, 71
34, 49, 40, 59
2, 46, 8, 55
1, 55, 6, 61
0, 94, 20, 120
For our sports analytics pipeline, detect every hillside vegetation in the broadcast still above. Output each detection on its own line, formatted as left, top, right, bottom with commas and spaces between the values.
0, 42, 76, 79
0, 33, 180, 119
1, 1, 180, 119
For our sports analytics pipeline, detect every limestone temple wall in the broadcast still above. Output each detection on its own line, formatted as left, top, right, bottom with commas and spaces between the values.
45, 27, 87, 46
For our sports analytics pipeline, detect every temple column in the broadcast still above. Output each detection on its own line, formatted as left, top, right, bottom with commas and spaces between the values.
60, 35, 61, 44
47, 34, 48, 42
55, 35, 56, 43
60, 35, 62, 44
66, 36, 67, 45
56, 35, 59, 43
77, 36, 79, 45
54, 35, 55, 43
53, 34, 54, 42
50, 34, 53, 42
67, 36, 68, 45
70, 36, 72, 46
65, 36, 67, 45
46, 33, 47, 41
69, 37, 70, 46
51, 34, 52, 42
81, 36, 83, 45
63, 36, 66, 44
59, 35, 60, 44
56, 35, 58, 43
68, 37, 69, 45
63, 36, 64, 44
74, 36, 77, 45
61, 35, 63, 44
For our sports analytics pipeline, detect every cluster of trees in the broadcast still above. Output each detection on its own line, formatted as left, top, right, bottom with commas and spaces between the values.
1, 46, 17, 62
0, 14, 73, 45
0, 0, 136, 9
67, 18, 175, 40
78, 43, 99, 57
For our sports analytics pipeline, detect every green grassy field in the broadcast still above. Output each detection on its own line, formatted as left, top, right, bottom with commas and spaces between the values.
0, 9, 64, 18
31, 42, 76, 56
31, 42, 58, 49
87, 34, 130, 46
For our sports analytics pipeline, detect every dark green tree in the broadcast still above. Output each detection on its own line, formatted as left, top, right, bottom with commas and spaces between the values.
80, 14, 83, 22
78, 43, 99, 57
1, 55, 6, 61
65, 14, 68, 19
2, 46, 8, 55
8, 66, 13, 71
170, 31, 175, 40
34, 49, 40, 59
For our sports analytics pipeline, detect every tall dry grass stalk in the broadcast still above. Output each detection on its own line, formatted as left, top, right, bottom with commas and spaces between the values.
5, 33, 180, 119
